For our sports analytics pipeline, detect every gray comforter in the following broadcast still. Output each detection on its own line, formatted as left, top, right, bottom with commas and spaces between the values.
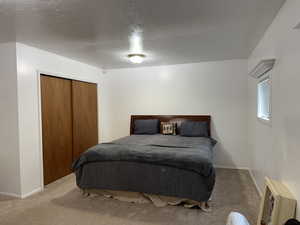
72, 135, 216, 177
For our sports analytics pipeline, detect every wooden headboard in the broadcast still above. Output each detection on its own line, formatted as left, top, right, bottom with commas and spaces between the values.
130, 115, 211, 137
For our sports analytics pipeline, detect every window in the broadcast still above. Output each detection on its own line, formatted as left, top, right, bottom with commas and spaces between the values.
257, 77, 271, 121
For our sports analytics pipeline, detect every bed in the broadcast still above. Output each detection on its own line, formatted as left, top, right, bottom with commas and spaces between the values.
72, 115, 216, 203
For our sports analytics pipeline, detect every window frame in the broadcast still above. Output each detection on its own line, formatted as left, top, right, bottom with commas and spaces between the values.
257, 74, 272, 125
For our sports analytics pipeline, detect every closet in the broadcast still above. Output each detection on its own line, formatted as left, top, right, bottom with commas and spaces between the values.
41, 74, 98, 185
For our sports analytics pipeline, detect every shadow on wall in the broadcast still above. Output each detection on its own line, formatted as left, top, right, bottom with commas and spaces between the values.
211, 120, 237, 169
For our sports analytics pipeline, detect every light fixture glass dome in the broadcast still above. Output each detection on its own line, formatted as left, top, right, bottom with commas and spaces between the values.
128, 53, 146, 64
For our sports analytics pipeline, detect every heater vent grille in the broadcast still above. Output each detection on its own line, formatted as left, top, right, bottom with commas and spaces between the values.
249, 59, 276, 79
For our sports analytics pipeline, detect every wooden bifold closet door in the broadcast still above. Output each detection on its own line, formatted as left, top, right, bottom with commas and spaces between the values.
72, 80, 98, 161
41, 75, 98, 185
41, 76, 73, 185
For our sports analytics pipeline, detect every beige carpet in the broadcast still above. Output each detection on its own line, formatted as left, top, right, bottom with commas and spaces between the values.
0, 169, 260, 225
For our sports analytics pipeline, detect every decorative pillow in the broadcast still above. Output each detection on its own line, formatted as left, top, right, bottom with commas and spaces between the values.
161, 122, 176, 135
180, 121, 209, 137
133, 119, 160, 135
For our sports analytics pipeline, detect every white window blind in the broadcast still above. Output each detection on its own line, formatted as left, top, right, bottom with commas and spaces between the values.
257, 77, 271, 121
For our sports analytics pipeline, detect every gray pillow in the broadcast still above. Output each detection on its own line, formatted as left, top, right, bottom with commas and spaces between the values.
180, 121, 209, 137
133, 119, 160, 135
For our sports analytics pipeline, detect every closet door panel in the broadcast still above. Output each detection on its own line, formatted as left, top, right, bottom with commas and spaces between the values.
72, 80, 98, 160
41, 75, 73, 185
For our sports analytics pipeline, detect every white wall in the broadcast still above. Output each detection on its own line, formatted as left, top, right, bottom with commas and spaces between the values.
247, 0, 300, 218
16, 43, 102, 197
0, 42, 21, 197
102, 60, 249, 168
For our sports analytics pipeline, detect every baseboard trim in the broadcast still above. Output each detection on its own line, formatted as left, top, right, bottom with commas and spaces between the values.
215, 165, 250, 170
248, 169, 263, 197
0, 191, 21, 198
21, 187, 42, 199
0, 187, 42, 199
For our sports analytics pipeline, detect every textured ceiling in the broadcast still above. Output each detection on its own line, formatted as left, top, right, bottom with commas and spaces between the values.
10, 0, 286, 69
0, 0, 16, 43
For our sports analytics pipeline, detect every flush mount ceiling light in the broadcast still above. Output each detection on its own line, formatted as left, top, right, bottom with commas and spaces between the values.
127, 53, 146, 64
127, 27, 147, 64
127, 0, 147, 64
